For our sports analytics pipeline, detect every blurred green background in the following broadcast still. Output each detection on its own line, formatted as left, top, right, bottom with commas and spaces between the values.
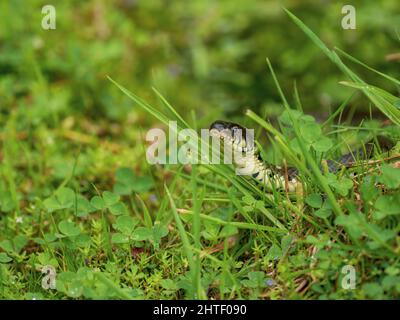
1, 0, 399, 129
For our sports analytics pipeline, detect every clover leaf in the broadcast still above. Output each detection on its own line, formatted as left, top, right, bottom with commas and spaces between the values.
112, 215, 139, 244
0, 252, 12, 263
76, 195, 95, 217
378, 164, 400, 189
102, 191, 120, 207
114, 215, 138, 235
111, 216, 168, 248
44, 187, 76, 212
305, 193, 323, 208
326, 173, 353, 196
114, 167, 154, 195
90, 191, 128, 216
58, 220, 81, 237
90, 196, 105, 210
0, 235, 28, 254
313, 201, 332, 219
373, 194, 400, 220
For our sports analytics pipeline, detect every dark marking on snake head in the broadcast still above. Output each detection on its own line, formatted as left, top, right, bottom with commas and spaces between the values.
209, 120, 247, 141
210, 120, 232, 132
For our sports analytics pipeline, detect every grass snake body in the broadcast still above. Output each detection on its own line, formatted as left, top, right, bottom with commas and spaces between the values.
209, 120, 394, 192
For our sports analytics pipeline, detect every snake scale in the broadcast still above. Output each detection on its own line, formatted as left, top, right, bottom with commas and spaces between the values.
209, 120, 394, 192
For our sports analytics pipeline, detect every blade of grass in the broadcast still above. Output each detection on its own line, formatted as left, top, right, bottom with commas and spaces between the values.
191, 164, 206, 299
264, 58, 345, 218
109, 76, 171, 126
165, 184, 197, 298
340, 81, 400, 104
321, 93, 355, 128
152, 87, 192, 129
180, 210, 287, 233
335, 47, 400, 86
136, 195, 153, 228
283, 8, 400, 126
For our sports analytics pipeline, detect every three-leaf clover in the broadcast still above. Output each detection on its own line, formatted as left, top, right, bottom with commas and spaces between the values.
43, 188, 94, 217
44, 187, 76, 212
90, 191, 128, 216
112, 216, 168, 248
58, 220, 81, 237
112, 215, 139, 244
306, 193, 332, 218
113, 167, 154, 195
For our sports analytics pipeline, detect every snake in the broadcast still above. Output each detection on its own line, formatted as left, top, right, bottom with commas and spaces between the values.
209, 120, 394, 193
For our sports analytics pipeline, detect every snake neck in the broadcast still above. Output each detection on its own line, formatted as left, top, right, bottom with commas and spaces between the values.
243, 152, 299, 192
210, 131, 299, 191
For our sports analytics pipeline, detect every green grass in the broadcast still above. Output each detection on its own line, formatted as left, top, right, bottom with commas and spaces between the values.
107, 54, 400, 299
1, 5, 400, 300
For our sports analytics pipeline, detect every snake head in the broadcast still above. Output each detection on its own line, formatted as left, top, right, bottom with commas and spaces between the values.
210, 120, 246, 138
209, 120, 254, 151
